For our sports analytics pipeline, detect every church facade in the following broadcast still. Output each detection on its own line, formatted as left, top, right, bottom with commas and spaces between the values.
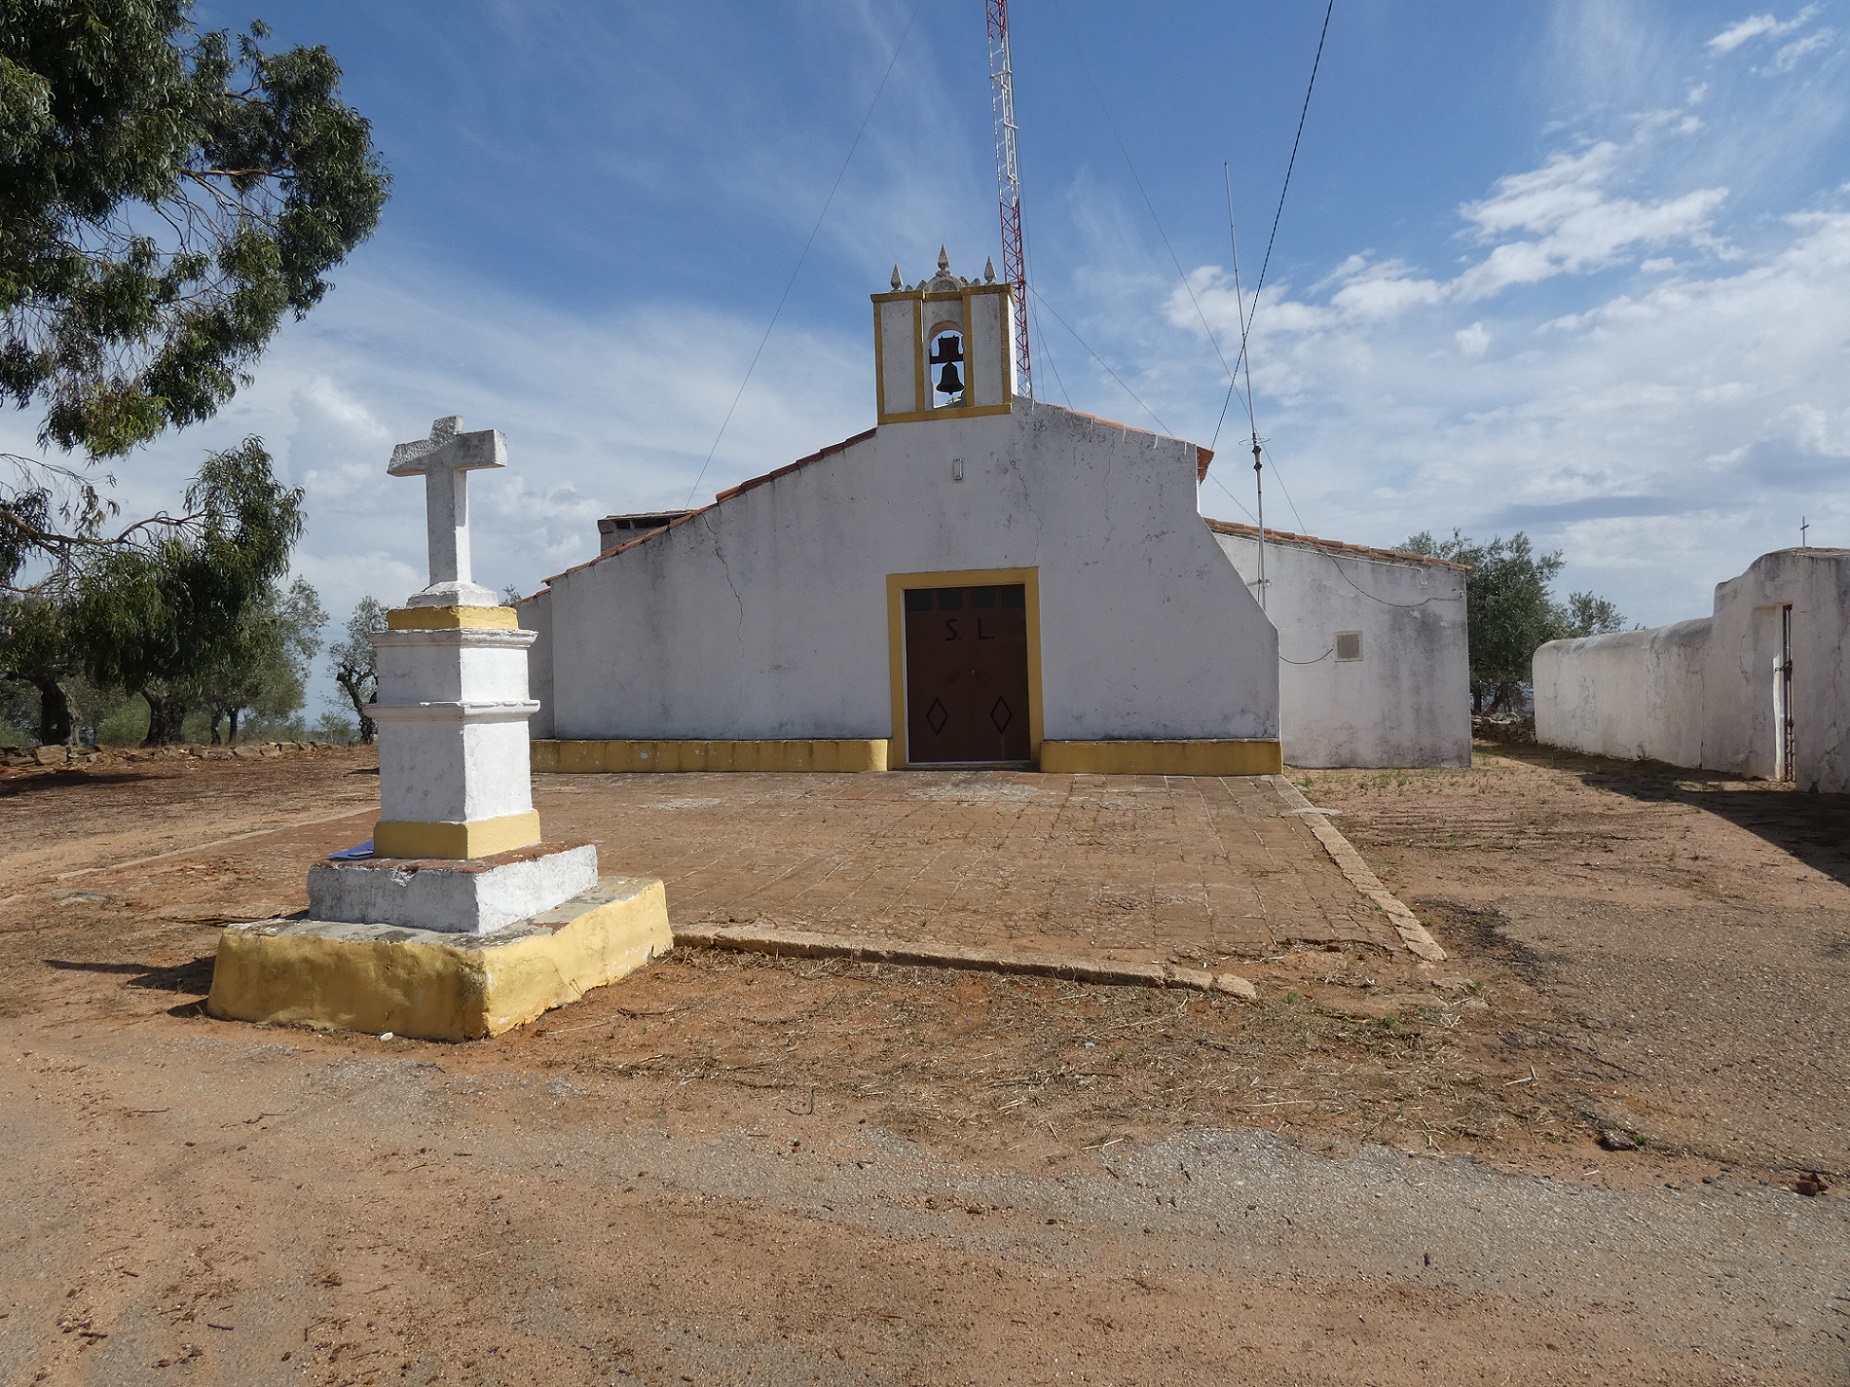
518, 252, 1284, 775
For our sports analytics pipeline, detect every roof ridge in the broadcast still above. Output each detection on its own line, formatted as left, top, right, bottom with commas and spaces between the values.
1203, 517, 1469, 571
538, 426, 881, 587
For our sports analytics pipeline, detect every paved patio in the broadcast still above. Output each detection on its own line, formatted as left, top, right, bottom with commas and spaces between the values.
534, 771, 1401, 967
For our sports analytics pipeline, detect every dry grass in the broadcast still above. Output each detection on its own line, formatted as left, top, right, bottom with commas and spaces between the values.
502, 946, 1565, 1164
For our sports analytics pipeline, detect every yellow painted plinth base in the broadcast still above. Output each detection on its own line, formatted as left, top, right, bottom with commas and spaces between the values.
373, 810, 542, 860
206, 876, 671, 1041
532, 738, 889, 774
1039, 739, 1284, 776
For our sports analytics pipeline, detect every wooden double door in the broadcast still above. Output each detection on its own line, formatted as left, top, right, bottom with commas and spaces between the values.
903, 582, 1031, 764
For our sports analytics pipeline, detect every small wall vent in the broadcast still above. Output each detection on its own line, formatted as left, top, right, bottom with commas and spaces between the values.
1334, 631, 1364, 662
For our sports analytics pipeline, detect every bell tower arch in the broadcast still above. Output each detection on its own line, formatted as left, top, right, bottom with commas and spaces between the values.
873, 248, 1016, 424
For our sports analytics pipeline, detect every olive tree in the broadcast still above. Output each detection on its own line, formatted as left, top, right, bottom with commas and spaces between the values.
1403, 530, 1625, 713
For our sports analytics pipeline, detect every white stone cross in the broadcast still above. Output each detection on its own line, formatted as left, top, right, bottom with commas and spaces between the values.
389, 415, 506, 607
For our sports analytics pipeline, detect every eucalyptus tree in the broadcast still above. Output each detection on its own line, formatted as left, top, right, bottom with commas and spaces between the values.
0, 0, 388, 572
74, 438, 304, 744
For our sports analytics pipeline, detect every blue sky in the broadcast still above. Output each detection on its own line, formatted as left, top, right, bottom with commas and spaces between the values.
11, 1, 1849, 715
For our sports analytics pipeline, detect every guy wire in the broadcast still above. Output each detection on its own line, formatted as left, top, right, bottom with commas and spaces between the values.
682, 0, 929, 509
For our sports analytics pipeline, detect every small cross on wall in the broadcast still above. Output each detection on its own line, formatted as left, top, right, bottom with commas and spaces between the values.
388, 415, 507, 608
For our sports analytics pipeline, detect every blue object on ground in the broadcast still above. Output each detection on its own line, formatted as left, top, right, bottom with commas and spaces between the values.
327, 839, 375, 861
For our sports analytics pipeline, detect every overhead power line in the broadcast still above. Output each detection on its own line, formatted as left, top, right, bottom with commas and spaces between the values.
683, 0, 929, 509
1211, 0, 1335, 452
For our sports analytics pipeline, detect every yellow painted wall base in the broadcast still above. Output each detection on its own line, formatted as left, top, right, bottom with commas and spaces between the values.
532, 738, 890, 774
386, 605, 519, 630
1039, 739, 1284, 776
374, 810, 542, 860
206, 876, 672, 1041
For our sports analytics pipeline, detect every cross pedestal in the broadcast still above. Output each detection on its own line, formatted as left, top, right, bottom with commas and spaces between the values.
365, 416, 544, 859
205, 416, 671, 1040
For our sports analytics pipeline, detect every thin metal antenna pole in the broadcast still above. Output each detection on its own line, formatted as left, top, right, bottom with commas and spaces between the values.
1226, 163, 1266, 612
1254, 454, 1267, 613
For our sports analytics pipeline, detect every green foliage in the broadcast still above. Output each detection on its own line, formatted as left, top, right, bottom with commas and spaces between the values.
0, 0, 389, 459
328, 594, 386, 743
0, 679, 36, 744
1403, 530, 1625, 712
88, 685, 151, 745
1561, 590, 1624, 640
0, 483, 53, 590
313, 708, 357, 744
0, 591, 80, 741
198, 575, 324, 742
72, 437, 303, 742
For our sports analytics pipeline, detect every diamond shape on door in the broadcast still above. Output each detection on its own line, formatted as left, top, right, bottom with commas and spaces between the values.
925, 698, 949, 735
990, 696, 1013, 733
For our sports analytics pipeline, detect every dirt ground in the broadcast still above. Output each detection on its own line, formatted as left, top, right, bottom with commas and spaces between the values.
1, 746, 1847, 1385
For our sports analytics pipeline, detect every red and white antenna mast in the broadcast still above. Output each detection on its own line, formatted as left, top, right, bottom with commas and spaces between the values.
987, 0, 1032, 397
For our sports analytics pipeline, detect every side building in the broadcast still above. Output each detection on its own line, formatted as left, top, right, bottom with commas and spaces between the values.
1533, 547, 1850, 791
1210, 522, 1472, 768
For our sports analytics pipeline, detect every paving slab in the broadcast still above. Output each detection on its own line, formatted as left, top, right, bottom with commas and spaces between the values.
533, 770, 1402, 965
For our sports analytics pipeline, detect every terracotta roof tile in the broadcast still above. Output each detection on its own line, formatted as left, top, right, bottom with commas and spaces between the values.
711, 427, 877, 503
1203, 517, 1470, 572
539, 427, 880, 587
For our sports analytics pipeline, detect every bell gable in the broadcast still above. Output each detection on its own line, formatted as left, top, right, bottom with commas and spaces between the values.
872, 247, 1015, 424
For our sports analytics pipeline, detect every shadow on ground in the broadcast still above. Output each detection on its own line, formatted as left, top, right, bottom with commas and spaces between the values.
1489, 741, 1850, 892
0, 771, 153, 798
45, 956, 215, 996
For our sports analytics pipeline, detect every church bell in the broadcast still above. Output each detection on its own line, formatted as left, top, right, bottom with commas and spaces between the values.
930, 333, 965, 398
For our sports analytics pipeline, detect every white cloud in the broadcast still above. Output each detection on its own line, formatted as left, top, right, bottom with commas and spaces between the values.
1460, 186, 1729, 298
1460, 143, 1624, 238
1707, 5, 1819, 54
1711, 14, 1785, 53
1771, 28, 1835, 68
1455, 323, 1491, 357
1451, 140, 1729, 299
1329, 263, 1447, 319
1166, 125, 1733, 351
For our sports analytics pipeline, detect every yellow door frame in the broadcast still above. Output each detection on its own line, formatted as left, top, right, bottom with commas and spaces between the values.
886, 567, 1043, 769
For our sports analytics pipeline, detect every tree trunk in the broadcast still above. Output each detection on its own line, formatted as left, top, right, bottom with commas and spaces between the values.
33, 679, 73, 746
228, 708, 241, 743
338, 673, 377, 743
142, 691, 188, 746
209, 713, 223, 746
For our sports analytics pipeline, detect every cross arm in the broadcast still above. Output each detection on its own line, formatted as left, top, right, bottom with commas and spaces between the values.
389, 419, 507, 477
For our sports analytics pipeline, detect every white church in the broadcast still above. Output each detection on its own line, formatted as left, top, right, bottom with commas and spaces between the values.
517, 252, 1468, 774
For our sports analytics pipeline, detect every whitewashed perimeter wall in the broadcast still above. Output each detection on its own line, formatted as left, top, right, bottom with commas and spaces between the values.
1213, 531, 1471, 767
1533, 619, 1712, 768
1534, 549, 1850, 792
520, 400, 1278, 743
